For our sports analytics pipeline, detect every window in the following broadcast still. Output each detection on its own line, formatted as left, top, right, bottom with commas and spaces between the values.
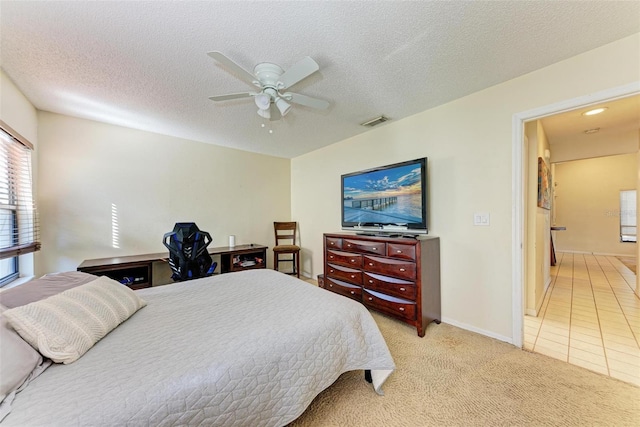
620, 190, 637, 243
0, 122, 40, 285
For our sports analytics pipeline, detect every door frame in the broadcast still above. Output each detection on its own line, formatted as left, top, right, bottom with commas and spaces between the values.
511, 82, 640, 347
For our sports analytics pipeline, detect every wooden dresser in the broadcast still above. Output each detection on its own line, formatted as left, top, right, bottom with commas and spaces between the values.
322, 233, 440, 337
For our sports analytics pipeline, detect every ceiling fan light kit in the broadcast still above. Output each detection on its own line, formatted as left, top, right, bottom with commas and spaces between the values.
254, 93, 271, 110
275, 97, 291, 116
207, 51, 329, 122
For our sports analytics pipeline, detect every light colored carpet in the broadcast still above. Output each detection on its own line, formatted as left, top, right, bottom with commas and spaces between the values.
289, 312, 640, 426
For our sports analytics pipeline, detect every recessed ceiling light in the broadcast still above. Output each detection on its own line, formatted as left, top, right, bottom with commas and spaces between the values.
582, 107, 608, 116
584, 128, 600, 134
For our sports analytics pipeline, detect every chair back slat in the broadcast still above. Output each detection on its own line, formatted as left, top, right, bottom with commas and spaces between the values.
274, 221, 297, 246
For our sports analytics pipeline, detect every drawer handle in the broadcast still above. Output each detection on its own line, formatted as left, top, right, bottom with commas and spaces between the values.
399, 307, 405, 312
400, 287, 406, 291
399, 268, 406, 272
396, 250, 402, 253
372, 247, 377, 250
350, 291, 355, 295
369, 262, 374, 266
330, 269, 334, 273
368, 297, 373, 301
347, 244, 352, 247
330, 242, 334, 246
369, 280, 373, 284
329, 284, 333, 287
350, 275, 355, 278
329, 255, 334, 259
351, 259, 356, 263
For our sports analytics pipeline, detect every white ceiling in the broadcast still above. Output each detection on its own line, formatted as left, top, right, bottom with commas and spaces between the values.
1, 1, 639, 159
540, 94, 640, 146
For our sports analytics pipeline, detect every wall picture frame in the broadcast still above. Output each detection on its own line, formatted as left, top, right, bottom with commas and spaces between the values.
537, 157, 551, 210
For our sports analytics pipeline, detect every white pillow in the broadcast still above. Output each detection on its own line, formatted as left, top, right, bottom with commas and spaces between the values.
3, 276, 146, 364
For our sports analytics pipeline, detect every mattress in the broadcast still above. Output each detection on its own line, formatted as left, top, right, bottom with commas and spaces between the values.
2, 269, 395, 426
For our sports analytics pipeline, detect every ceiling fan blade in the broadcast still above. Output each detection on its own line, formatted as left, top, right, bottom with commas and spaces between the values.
278, 56, 320, 89
284, 92, 330, 110
207, 51, 257, 86
269, 102, 281, 121
208, 92, 253, 102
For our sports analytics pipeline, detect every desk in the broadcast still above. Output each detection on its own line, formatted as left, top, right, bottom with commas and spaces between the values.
78, 244, 268, 289
550, 226, 566, 266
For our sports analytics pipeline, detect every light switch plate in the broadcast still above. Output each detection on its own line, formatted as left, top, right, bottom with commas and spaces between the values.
474, 212, 490, 226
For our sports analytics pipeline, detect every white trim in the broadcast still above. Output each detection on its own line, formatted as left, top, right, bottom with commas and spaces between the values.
2, 275, 34, 289
512, 82, 640, 348
441, 318, 513, 345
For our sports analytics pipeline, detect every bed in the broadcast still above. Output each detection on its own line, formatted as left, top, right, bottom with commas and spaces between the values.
0, 269, 395, 426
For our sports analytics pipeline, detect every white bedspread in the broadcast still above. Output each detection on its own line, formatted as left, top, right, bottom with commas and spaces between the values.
2, 269, 395, 426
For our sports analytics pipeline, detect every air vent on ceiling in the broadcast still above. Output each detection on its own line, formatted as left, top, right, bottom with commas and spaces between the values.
360, 115, 390, 127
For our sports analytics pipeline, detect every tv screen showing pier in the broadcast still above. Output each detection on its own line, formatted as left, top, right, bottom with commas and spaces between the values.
341, 158, 428, 235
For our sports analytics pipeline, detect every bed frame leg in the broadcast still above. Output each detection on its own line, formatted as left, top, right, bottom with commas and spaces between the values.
364, 370, 372, 383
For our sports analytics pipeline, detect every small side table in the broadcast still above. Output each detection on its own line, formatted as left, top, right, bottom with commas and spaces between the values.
550, 226, 566, 266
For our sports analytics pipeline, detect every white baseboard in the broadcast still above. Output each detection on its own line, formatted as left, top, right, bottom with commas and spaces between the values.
441, 317, 514, 345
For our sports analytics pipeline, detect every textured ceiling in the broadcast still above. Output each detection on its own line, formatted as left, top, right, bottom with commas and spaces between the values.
1, 1, 639, 158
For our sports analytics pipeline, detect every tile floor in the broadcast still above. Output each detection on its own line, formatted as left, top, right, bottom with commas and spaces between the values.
524, 252, 640, 386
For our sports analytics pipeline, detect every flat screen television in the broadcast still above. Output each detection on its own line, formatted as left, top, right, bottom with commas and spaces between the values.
341, 157, 428, 236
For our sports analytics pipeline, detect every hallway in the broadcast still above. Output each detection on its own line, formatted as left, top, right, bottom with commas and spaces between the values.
524, 252, 640, 386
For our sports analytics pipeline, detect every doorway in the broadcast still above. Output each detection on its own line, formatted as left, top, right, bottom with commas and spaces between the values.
511, 83, 639, 345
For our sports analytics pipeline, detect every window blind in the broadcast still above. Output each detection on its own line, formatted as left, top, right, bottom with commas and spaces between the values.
0, 125, 40, 259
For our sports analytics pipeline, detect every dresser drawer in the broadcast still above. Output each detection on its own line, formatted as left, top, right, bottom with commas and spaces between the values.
343, 239, 386, 256
363, 289, 416, 321
326, 250, 363, 268
325, 237, 343, 250
325, 277, 362, 302
363, 255, 416, 280
363, 272, 416, 300
387, 243, 417, 260
327, 263, 362, 285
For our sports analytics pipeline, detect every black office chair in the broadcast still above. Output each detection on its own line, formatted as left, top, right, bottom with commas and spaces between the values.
163, 222, 216, 281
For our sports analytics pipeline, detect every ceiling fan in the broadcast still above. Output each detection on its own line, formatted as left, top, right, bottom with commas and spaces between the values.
207, 51, 330, 121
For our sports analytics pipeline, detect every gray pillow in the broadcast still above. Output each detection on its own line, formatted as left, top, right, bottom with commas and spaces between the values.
0, 304, 51, 421
0, 271, 97, 308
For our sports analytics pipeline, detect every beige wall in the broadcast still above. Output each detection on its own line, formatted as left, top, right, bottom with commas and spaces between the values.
0, 70, 38, 278
554, 153, 636, 256
291, 33, 640, 340
552, 128, 638, 163
37, 112, 291, 276
524, 121, 551, 315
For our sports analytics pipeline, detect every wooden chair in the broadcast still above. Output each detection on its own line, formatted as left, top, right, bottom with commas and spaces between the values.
273, 222, 300, 277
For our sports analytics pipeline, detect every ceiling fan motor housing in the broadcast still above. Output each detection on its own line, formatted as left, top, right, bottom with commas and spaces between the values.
253, 63, 285, 89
